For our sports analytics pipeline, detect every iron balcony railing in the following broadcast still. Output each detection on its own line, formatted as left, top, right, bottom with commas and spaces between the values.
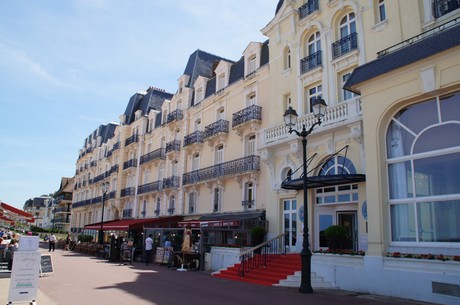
204, 119, 229, 139
125, 134, 138, 147
182, 155, 260, 185
110, 164, 119, 175
238, 232, 287, 278
183, 130, 205, 147
434, 0, 460, 18
242, 200, 254, 209
298, 0, 319, 20
163, 176, 180, 189
90, 160, 97, 167
167, 109, 183, 124
137, 180, 163, 194
232, 105, 262, 128
140, 148, 166, 165
300, 50, 322, 74
108, 190, 116, 199
120, 187, 136, 197
165, 140, 181, 154
332, 32, 358, 59
113, 141, 120, 151
123, 159, 137, 170
123, 209, 133, 218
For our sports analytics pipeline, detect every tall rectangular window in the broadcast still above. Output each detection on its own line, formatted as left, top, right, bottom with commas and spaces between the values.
215, 145, 224, 164
342, 73, 356, 101
378, 0, 386, 22
189, 192, 196, 214
213, 188, 221, 212
306, 84, 322, 113
247, 135, 256, 156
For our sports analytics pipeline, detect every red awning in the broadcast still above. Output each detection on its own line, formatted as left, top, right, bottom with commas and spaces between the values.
84, 216, 182, 231
0, 201, 35, 222
0, 215, 15, 223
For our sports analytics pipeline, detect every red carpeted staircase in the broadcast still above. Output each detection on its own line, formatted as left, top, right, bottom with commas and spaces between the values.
212, 253, 301, 286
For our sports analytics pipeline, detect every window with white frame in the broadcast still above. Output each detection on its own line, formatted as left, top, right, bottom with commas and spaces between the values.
315, 155, 359, 204
196, 87, 204, 104
213, 187, 222, 212
342, 72, 356, 101
189, 192, 196, 214
192, 153, 200, 171
217, 107, 225, 120
247, 93, 256, 106
168, 196, 175, 214
340, 13, 356, 38
386, 92, 460, 243
307, 31, 321, 55
172, 160, 179, 176
378, 0, 386, 22
244, 182, 254, 210
215, 145, 224, 164
217, 73, 226, 91
247, 134, 256, 156
194, 119, 201, 131
305, 84, 322, 113
247, 55, 257, 75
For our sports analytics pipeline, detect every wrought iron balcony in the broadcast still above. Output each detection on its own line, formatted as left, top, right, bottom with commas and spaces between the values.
182, 155, 260, 185
300, 50, 322, 74
125, 134, 138, 147
163, 176, 180, 189
140, 148, 166, 165
232, 105, 262, 128
123, 159, 137, 170
121, 187, 136, 197
298, 0, 319, 20
123, 208, 133, 218
434, 0, 460, 18
167, 109, 183, 124
108, 190, 116, 199
110, 164, 119, 174
137, 180, 162, 194
113, 141, 120, 151
183, 130, 205, 147
204, 119, 229, 140
332, 32, 358, 59
165, 140, 181, 154
90, 160, 97, 167
242, 200, 254, 209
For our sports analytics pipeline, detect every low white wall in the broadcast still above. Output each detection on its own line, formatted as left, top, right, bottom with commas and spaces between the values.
208, 247, 244, 272
312, 254, 460, 305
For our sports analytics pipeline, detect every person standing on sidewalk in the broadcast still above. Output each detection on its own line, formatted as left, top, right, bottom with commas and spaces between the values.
49, 233, 56, 252
145, 234, 153, 266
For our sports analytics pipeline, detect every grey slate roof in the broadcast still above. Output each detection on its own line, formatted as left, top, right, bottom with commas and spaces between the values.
344, 22, 460, 94
183, 49, 232, 88
123, 88, 174, 125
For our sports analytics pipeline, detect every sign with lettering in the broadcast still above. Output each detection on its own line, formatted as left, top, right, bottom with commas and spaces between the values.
8, 251, 41, 303
40, 254, 54, 276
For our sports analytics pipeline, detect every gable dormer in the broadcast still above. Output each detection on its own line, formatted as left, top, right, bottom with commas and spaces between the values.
243, 42, 262, 78
177, 75, 190, 94
214, 60, 232, 92
193, 75, 209, 105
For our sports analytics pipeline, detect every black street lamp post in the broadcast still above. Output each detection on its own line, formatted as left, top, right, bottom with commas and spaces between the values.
98, 182, 109, 244
283, 97, 327, 293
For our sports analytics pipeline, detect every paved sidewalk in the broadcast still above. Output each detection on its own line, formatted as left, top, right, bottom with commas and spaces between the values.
1, 247, 436, 305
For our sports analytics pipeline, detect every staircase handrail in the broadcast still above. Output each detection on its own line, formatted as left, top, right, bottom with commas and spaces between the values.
238, 232, 288, 278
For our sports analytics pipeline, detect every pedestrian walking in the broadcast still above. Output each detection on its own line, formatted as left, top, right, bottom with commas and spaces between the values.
145, 234, 153, 266
64, 233, 71, 251
49, 233, 56, 252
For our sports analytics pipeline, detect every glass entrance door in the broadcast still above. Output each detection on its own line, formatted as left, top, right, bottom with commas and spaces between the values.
283, 199, 297, 252
338, 212, 357, 250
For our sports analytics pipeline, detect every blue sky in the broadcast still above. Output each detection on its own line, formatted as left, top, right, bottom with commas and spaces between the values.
0, 0, 279, 209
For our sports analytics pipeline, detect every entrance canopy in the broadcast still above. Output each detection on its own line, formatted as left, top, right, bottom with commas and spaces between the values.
0, 201, 35, 223
281, 174, 366, 190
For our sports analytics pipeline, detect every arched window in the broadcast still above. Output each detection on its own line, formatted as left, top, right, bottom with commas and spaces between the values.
308, 31, 321, 55
386, 93, 460, 243
284, 47, 291, 70
340, 13, 356, 39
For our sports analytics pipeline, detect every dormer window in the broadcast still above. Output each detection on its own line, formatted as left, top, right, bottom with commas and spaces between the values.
217, 73, 226, 91
196, 87, 204, 104
247, 55, 257, 76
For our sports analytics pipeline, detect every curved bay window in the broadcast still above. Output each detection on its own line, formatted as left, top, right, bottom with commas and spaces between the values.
386, 92, 460, 243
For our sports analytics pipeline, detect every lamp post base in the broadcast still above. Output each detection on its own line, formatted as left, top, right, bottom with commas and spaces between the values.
299, 249, 313, 293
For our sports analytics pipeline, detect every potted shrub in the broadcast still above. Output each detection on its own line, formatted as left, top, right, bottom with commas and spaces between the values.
324, 225, 346, 250
250, 226, 266, 253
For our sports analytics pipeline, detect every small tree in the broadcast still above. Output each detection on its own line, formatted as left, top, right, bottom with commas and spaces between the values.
324, 225, 346, 250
